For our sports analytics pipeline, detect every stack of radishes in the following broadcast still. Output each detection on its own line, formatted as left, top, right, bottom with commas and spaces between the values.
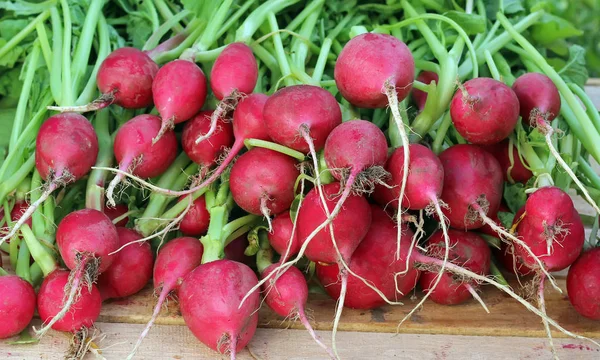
1, 17, 599, 360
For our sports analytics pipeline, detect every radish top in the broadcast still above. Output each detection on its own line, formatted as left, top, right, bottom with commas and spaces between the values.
334, 33, 414, 108
210, 42, 258, 100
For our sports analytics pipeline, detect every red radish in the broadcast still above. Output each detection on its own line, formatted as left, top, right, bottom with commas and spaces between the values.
316, 205, 420, 309
128, 237, 203, 358
512, 73, 561, 127
495, 242, 534, 277
1, 113, 98, 246
107, 114, 178, 205
97, 228, 153, 300
268, 212, 300, 261
478, 203, 510, 239
481, 139, 533, 184
104, 203, 130, 227
0, 201, 33, 243
179, 259, 260, 358
193, 43, 258, 146
34, 209, 119, 336
438, 144, 503, 230
229, 147, 300, 220
297, 182, 371, 264
178, 195, 210, 236
512, 187, 584, 272
263, 85, 341, 153
450, 77, 520, 145
567, 248, 600, 320
0, 275, 36, 339
412, 71, 439, 111
419, 230, 491, 305
47, 47, 159, 112
37, 269, 101, 333
334, 33, 414, 108
152, 59, 207, 143
224, 235, 254, 267
262, 264, 334, 358
182, 110, 235, 168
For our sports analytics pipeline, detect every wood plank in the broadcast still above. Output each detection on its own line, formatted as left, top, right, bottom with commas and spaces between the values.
4, 320, 600, 360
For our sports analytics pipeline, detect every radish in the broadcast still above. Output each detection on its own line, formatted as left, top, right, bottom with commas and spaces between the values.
315, 205, 420, 309
438, 144, 503, 230
495, 242, 534, 277
478, 203, 510, 239
37, 270, 102, 333
127, 236, 203, 359
47, 47, 159, 112
0, 275, 36, 339
513, 73, 600, 215
481, 139, 533, 184
178, 195, 210, 236
152, 59, 207, 144
106, 114, 178, 206
1, 113, 98, 246
567, 248, 600, 320
0, 201, 32, 243
419, 230, 491, 306
263, 85, 341, 154
179, 259, 260, 359
104, 203, 130, 227
412, 71, 439, 111
450, 77, 520, 145
35, 209, 119, 336
195, 43, 258, 145
229, 147, 300, 224
268, 212, 300, 261
224, 235, 254, 267
97, 227, 153, 300
182, 110, 235, 169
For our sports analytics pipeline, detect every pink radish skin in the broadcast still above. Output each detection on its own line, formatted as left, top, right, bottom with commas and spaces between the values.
178, 195, 210, 236
263, 85, 342, 153
412, 71, 439, 111
0, 275, 36, 339
316, 205, 420, 309
375, 144, 444, 210
450, 78, 520, 145
229, 147, 300, 216
179, 259, 260, 357
97, 228, 153, 300
152, 59, 207, 142
97, 47, 159, 109
512, 73, 561, 125
419, 230, 491, 305
210, 43, 258, 100
224, 235, 254, 267
512, 187, 584, 272
268, 212, 300, 260
37, 270, 102, 332
128, 237, 204, 358
481, 140, 533, 184
182, 110, 235, 168
113, 114, 178, 178
567, 248, 600, 320
334, 33, 414, 108
438, 144, 504, 230
297, 182, 371, 264
104, 203, 129, 227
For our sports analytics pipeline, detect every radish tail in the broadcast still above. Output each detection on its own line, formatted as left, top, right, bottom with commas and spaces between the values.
298, 306, 336, 359
331, 266, 347, 360
126, 286, 171, 360
229, 334, 238, 360
0, 182, 58, 246
260, 196, 273, 232
195, 90, 241, 145
465, 283, 490, 313
47, 93, 114, 113
152, 117, 174, 145
538, 274, 558, 359
106, 157, 133, 207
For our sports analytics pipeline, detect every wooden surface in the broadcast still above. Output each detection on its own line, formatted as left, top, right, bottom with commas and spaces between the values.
1, 84, 600, 359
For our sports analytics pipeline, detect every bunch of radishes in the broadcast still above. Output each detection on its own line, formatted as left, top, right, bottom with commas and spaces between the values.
1, 2, 600, 360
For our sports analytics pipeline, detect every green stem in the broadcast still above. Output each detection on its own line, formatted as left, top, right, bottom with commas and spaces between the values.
154, 0, 184, 33
433, 112, 452, 154
484, 50, 500, 81
0, 10, 51, 61
267, 12, 294, 86
71, 0, 104, 94
578, 156, 600, 190
415, 60, 440, 73
36, 22, 52, 72
59, 0, 73, 106
200, 205, 229, 263
49, 7, 63, 105
281, 0, 323, 40
244, 139, 305, 161
251, 43, 280, 75
0, 154, 35, 206
256, 229, 274, 273
235, 0, 301, 43
30, 171, 46, 237
0, 268, 7, 276
489, 259, 509, 287
76, 14, 110, 106
222, 214, 260, 241
86, 110, 112, 211
568, 83, 600, 134
16, 241, 32, 283
143, 10, 190, 51
21, 224, 57, 277
189, 0, 233, 54
216, 0, 258, 40
9, 237, 19, 270
290, 1, 323, 70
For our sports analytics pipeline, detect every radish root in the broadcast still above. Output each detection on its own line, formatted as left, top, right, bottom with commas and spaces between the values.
465, 283, 490, 313
47, 92, 115, 114
298, 306, 336, 359
538, 273, 558, 360
195, 90, 241, 145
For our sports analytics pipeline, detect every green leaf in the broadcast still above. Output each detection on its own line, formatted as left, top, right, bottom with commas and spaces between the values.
504, 182, 527, 213
0, 39, 24, 67
0, 67, 22, 97
127, 13, 154, 49
497, 211, 516, 229
0, 0, 56, 15
444, 11, 486, 35
7, 328, 39, 345
486, 0, 525, 20
557, 45, 589, 87
531, 13, 583, 45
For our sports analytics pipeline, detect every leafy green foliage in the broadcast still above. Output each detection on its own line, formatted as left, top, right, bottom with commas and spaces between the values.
444, 11, 486, 35
557, 45, 589, 87
504, 182, 528, 214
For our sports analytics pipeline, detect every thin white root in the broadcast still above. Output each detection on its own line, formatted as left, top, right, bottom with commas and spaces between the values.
105, 172, 124, 208
298, 307, 336, 360
538, 274, 559, 360
413, 252, 600, 349
195, 107, 221, 145
543, 128, 600, 216
465, 284, 490, 314
474, 206, 562, 293
331, 267, 347, 360
0, 182, 57, 246
397, 200, 450, 329
126, 288, 171, 360
260, 196, 273, 233
397, 209, 425, 278
384, 80, 410, 262
280, 163, 305, 264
